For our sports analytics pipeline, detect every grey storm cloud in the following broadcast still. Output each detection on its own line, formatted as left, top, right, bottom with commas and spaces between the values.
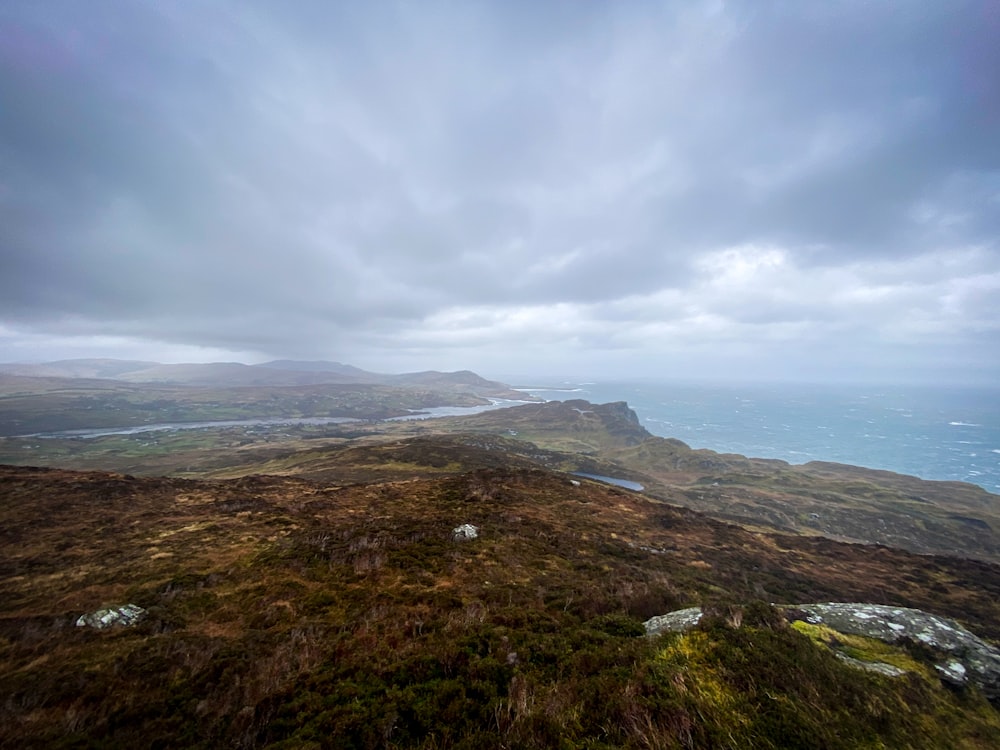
0, 0, 997, 381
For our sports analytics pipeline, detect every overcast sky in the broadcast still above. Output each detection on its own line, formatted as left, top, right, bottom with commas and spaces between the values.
1, 1, 998, 384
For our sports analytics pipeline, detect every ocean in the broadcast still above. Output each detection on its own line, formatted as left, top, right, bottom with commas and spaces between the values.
517, 381, 1000, 494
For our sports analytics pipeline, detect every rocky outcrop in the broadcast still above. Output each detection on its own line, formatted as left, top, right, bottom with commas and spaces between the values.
451, 523, 479, 542
76, 604, 146, 629
644, 602, 1000, 702
601, 401, 642, 429
644, 607, 703, 634
789, 603, 1000, 701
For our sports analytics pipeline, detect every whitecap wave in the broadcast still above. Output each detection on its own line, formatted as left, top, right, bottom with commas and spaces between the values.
949, 421, 982, 427
515, 387, 583, 393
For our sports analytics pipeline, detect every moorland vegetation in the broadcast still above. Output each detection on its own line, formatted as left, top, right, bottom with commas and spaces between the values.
2, 362, 999, 747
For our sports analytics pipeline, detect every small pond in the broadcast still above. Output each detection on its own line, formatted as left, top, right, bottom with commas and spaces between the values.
572, 472, 644, 491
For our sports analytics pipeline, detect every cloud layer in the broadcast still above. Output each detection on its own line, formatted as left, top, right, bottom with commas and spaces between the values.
1, 1, 998, 381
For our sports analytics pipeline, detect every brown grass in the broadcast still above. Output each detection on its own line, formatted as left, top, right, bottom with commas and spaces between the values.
2, 455, 999, 747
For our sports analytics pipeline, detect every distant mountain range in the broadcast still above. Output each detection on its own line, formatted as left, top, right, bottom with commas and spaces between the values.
0, 358, 161, 380
0, 358, 512, 392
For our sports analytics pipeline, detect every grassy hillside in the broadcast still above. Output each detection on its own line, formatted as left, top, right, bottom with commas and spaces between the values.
4, 397, 998, 563
2, 463, 1000, 748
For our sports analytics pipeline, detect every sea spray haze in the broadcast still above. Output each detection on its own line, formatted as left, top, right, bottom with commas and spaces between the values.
521, 381, 1000, 492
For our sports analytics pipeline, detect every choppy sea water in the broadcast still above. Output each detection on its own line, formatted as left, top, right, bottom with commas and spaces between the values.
518, 381, 1000, 493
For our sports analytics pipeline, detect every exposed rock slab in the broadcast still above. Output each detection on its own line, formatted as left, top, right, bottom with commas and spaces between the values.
644, 602, 1000, 702
451, 523, 479, 542
643, 607, 703, 634
791, 603, 1000, 700
75, 604, 146, 629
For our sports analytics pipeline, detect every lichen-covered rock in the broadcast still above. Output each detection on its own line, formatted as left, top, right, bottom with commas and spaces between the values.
76, 604, 146, 629
835, 652, 908, 677
643, 601, 1000, 702
936, 660, 969, 688
452, 523, 479, 542
643, 607, 703, 635
788, 603, 1000, 702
